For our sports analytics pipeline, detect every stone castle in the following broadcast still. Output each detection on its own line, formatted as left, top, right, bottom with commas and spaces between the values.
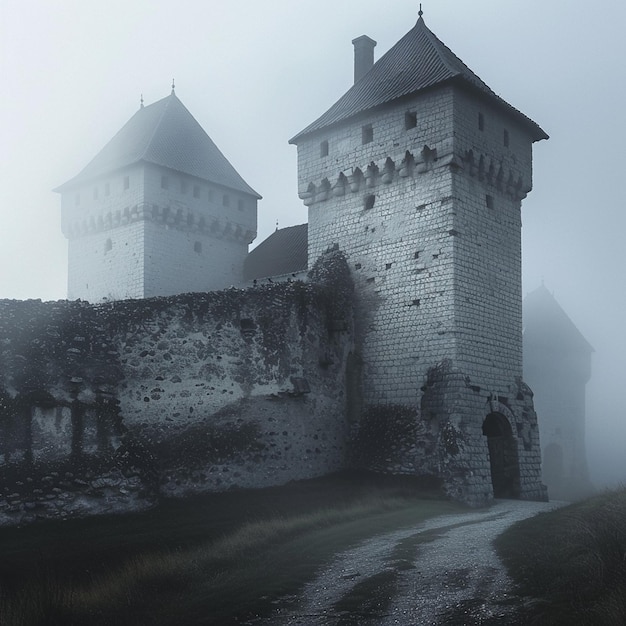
1, 13, 551, 525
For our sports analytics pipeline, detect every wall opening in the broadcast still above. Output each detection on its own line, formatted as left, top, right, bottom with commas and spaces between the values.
364, 194, 375, 210
320, 140, 329, 157
362, 124, 373, 144
482, 412, 520, 498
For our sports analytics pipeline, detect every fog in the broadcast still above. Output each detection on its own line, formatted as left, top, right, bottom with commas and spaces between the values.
1, 0, 624, 488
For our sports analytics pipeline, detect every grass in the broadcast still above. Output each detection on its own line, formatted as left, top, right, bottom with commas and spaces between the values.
0, 471, 464, 625
495, 486, 626, 625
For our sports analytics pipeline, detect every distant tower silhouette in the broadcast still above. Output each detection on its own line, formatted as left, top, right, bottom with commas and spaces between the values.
524, 285, 594, 499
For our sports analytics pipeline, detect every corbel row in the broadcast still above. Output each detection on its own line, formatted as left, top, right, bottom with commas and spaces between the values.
299, 145, 439, 206
464, 150, 528, 200
63, 203, 255, 243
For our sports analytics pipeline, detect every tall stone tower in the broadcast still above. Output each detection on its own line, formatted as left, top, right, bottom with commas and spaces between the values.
55, 89, 260, 301
524, 285, 594, 500
290, 14, 548, 502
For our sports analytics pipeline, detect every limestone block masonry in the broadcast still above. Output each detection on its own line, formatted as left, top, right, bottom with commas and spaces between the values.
0, 254, 355, 525
61, 162, 257, 301
295, 84, 546, 503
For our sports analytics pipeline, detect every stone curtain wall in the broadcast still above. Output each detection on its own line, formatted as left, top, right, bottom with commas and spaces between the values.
0, 255, 354, 525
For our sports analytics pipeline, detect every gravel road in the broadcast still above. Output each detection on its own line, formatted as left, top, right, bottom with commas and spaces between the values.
249, 499, 564, 625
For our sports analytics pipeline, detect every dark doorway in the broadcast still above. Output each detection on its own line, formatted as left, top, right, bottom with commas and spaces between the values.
482, 412, 521, 498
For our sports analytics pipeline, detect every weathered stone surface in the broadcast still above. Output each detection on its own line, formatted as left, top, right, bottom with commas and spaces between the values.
0, 257, 356, 525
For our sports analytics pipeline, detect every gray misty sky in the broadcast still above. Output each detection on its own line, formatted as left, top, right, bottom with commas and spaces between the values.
1, 1, 625, 485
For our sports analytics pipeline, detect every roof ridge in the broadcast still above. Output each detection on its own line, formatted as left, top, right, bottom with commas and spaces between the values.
139, 93, 176, 162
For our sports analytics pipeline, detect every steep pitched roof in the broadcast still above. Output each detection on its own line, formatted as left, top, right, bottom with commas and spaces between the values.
290, 16, 547, 143
55, 93, 261, 198
523, 285, 594, 354
243, 224, 308, 280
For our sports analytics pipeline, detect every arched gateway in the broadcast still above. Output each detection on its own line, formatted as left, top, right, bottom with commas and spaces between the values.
482, 412, 521, 498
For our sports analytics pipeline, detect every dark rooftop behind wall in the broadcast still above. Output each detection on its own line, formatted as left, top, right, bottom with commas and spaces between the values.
244, 224, 308, 280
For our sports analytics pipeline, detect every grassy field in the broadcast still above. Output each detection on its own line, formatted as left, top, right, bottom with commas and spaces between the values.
495, 486, 626, 626
0, 472, 464, 625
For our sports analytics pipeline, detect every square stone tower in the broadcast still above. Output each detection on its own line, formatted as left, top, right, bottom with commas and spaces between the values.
290, 14, 548, 502
55, 89, 260, 302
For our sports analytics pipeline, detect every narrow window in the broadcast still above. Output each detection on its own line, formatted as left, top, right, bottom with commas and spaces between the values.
194, 241, 202, 253
104, 238, 113, 254
320, 140, 329, 157
478, 112, 484, 131
223, 194, 230, 207
193, 185, 200, 199
180, 179, 188, 194
405, 111, 417, 130
93, 187, 98, 200
161, 175, 169, 189
486, 194, 494, 209
362, 124, 373, 144
503, 129, 510, 147
364, 194, 375, 210
385, 263, 392, 270
104, 182, 110, 196
123, 175, 130, 190
237, 198, 245, 211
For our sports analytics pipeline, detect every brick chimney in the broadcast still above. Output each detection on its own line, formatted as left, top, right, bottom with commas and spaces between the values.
352, 35, 377, 83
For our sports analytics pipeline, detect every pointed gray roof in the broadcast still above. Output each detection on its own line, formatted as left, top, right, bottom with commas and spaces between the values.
55, 93, 261, 198
523, 285, 594, 354
290, 16, 547, 144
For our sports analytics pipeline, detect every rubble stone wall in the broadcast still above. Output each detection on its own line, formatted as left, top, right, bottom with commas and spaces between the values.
0, 257, 354, 525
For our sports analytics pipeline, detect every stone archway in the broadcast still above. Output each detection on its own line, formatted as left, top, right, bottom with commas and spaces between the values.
482, 412, 521, 498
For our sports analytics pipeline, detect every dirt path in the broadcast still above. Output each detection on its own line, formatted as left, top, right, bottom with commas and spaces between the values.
249, 499, 564, 625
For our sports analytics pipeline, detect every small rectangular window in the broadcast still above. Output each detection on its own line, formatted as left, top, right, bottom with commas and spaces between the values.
405, 111, 417, 130
161, 175, 169, 190
478, 112, 484, 131
223, 194, 230, 207
320, 140, 329, 157
362, 124, 373, 144
180, 179, 188, 194
193, 185, 200, 199
123, 176, 130, 190
486, 194, 494, 209
503, 129, 510, 147
237, 198, 245, 211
